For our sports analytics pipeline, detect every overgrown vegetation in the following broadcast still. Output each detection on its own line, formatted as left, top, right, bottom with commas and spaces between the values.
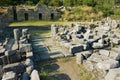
1, 0, 120, 21
9, 21, 81, 26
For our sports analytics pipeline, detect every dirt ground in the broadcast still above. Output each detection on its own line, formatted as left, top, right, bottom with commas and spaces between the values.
38, 57, 94, 80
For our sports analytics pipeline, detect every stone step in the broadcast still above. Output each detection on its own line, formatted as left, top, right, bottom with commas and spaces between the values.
32, 39, 43, 42
33, 49, 48, 53
34, 52, 64, 61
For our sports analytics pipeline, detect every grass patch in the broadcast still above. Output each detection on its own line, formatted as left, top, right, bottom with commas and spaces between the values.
78, 64, 95, 80
9, 20, 90, 27
39, 60, 59, 80
30, 29, 50, 37
9, 20, 75, 27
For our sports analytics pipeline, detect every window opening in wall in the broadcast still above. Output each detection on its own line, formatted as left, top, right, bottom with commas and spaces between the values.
39, 13, 42, 20
24, 13, 28, 20
51, 13, 54, 20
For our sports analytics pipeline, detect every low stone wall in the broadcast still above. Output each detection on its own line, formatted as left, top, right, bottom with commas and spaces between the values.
0, 28, 40, 80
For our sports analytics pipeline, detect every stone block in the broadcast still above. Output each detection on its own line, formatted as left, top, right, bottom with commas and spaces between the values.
3, 63, 25, 74
26, 52, 33, 60
26, 65, 34, 75
109, 51, 120, 60
11, 43, 18, 50
22, 29, 28, 37
13, 29, 20, 42
76, 53, 84, 64
88, 53, 110, 63
5, 50, 16, 56
96, 59, 119, 70
105, 68, 120, 80
69, 45, 83, 54
30, 70, 40, 80
19, 38, 28, 44
2, 71, 17, 80
81, 50, 93, 59
99, 50, 110, 56
112, 38, 120, 44
0, 65, 3, 79
19, 44, 32, 53
92, 42, 104, 49
9, 53, 21, 63
0, 48, 5, 55
25, 58, 34, 67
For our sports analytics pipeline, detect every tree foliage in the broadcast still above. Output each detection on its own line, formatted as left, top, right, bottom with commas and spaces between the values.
0, 0, 120, 19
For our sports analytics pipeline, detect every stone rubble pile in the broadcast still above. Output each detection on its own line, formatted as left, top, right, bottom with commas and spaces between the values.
51, 17, 120, 80
0, 28, 40, 80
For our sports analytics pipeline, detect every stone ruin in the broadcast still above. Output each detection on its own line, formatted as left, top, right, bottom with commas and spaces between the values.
7, 4, 61, 22
0, 28, 40, 80
0, 5, 61, 29
51, 17, 120, 80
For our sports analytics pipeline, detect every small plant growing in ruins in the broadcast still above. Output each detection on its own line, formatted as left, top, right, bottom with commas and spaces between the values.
61, 57, 71, 62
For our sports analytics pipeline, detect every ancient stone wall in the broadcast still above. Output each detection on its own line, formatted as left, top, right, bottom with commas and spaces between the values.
15, 5, 61, 21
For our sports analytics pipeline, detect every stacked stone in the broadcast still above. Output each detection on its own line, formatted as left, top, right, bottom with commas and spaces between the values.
51, 17, 120, 79
51, 24, 58, 37
82, 49, 120, 80
0, 28, 40, 80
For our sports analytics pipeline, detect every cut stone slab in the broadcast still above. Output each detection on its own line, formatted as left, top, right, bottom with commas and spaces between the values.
25, 58, 34, 67
105, 68, 120, 80
112, 38, 120, 44
69, 44, 83, 54
76, 53, 84, 64
0, 48, 5, 54
26, 65, 34, 75
92, 42, 104, 49
26, 52, 33, 60
0, 65, 2, 79
2, 71, 17, 80
88, 53, 110, 63
81, 50, 93, 59
30, 69, 40, 80
96, 59, 119, 70
11, 43, 18, 50
5, 50, 16, 56
109, 51, 120, 60
19, 44, 32, 53
3, 63, 25, 74
9, 53, 21, 63
13, 29, 20, 42
99, 50, 110, 56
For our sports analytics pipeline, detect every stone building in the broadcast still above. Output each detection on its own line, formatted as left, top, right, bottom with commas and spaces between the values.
0, 7, 9, 28
7, 5, 61, 21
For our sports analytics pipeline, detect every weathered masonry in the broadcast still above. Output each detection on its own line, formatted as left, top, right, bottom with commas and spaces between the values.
7, 5, 61, 21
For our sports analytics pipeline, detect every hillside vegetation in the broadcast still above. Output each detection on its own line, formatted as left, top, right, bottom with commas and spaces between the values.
1, 0, 120, 20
